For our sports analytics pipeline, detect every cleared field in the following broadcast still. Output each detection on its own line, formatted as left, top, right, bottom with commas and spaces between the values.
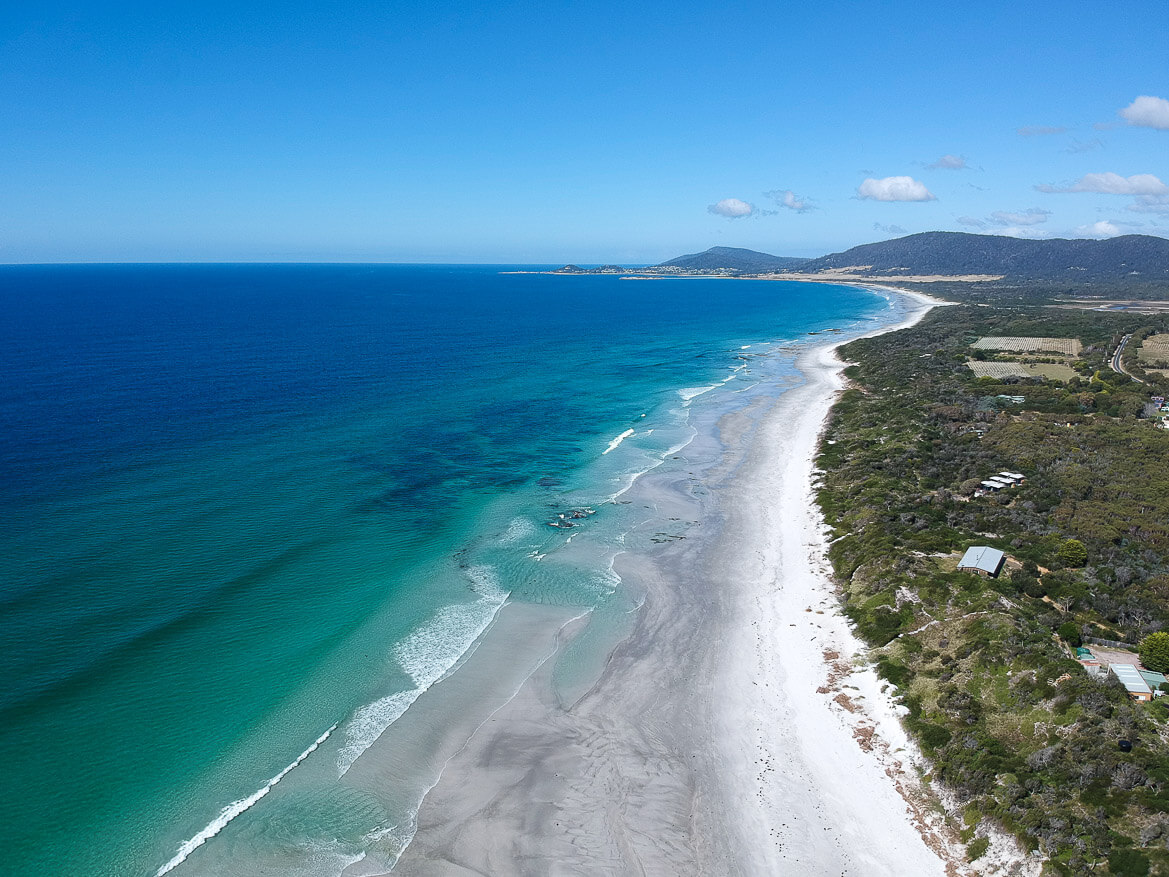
1138, 334, 1169, 366
971, 336, 1082, 355
1027, 363, 1079, 380
967, 361, 1078, 381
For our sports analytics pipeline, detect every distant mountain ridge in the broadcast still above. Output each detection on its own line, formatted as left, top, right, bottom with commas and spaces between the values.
653, 233, 1169, 280
655, 246, 810, 273
800, 232, 1169, 279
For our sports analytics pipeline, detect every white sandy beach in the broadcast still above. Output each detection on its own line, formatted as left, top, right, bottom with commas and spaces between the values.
365, 287, 1033, 876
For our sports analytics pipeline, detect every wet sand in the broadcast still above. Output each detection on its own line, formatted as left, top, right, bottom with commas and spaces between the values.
363, 289, 1010, 876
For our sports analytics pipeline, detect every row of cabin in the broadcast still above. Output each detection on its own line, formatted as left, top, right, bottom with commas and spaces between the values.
1076, 647, 1168, 701
979, 471, 1026, 493
1153, 396, 1169, 430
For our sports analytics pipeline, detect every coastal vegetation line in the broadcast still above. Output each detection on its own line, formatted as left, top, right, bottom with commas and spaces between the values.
816, 301, 1169, 876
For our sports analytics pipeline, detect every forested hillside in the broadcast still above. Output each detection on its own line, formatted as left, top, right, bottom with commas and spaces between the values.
818, 305, 1169, 875
800, 232, 1169, 280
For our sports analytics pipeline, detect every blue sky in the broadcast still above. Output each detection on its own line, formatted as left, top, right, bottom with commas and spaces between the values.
2, 1, 1167, 263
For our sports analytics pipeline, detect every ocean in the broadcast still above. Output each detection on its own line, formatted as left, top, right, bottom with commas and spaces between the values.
0, 264, 895, 876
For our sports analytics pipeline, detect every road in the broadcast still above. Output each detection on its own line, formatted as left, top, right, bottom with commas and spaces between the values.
1110, 333, 1144, 383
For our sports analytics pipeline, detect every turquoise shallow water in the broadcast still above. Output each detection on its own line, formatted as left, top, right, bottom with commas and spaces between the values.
0, 265, 892, 875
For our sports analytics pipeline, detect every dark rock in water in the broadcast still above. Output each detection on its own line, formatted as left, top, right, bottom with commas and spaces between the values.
538, 476, 564, 488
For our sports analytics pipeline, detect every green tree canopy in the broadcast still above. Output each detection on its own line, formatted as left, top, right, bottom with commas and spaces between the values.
1057, 538, 1087, 568
1139, 632, 1169, 674
1058, 622, 1082, 647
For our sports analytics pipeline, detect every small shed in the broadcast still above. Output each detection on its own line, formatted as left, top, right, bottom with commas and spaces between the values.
1075, 647, 1099, 666
1110, 664, 1154, 701
957, 546, 1005, 577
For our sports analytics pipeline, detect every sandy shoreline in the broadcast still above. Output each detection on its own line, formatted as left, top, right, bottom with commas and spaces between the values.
362, 287, 1029, 876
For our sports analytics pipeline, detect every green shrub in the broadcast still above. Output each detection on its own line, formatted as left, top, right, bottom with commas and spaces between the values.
1107, 848, 1150, 877
1057, 622, 1082, 647
1140, 632, 1169, 674
876, 657, 913, 687
966, 837, 989, 862
917, 723, 952, 749
1057, 539, 1087, 568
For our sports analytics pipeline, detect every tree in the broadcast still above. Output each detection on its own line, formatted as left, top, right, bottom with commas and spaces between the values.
1058, 622, 1082, 646
1057, 539, 1087, 568
1139, 632, 1169, 673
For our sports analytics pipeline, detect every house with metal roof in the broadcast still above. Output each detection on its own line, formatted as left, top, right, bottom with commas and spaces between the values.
1110, 664, 1154, 701
1140, 669, 1167, 696
957, 546, 1005, 577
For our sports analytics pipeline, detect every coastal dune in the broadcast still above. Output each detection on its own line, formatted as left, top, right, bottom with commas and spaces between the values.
378, 291, 974, 875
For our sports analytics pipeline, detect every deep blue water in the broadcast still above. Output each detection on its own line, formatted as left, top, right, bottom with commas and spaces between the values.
0, 264, 889, 876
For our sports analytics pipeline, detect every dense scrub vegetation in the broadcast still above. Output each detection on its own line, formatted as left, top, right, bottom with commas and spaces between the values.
899, 279, 1169, 307
817, 303, 1169, 874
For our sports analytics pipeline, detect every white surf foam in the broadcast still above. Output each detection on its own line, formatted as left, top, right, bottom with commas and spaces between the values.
665, 430, 698, 457
154, 723, 338, 876
677, 385, 717, 403
602, 428, 635, 454
337, 567, 509, 776
335, 690, 421, 777
497, 517, 537, 546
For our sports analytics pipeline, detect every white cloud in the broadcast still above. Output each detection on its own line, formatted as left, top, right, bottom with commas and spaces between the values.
764, 189, 815, 213
1128, 194, 1169, 215
927, 154, 967, 170
1074, 220, 1124, 238
957, 216, 987, 229
989, 208, 1050, 226
873, 222, 907, 236
707, 198, 755, 218
1064, 138, 1103, 154
856, 176, 936, 202
1036, 172, 1169, 196
1120, 95, 1169, 130
1017, 125, 1067, 137
989, 226, 1051, 240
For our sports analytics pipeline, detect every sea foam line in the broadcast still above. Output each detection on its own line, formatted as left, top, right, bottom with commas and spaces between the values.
677, 385, 718, 404
154, 723, 339, 876
337, 567, 509, 776
603, 428, 634, 454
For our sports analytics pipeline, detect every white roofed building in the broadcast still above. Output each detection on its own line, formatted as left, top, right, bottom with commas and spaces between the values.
957, 546, 1005, 577
1110, 664, 1154, 701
